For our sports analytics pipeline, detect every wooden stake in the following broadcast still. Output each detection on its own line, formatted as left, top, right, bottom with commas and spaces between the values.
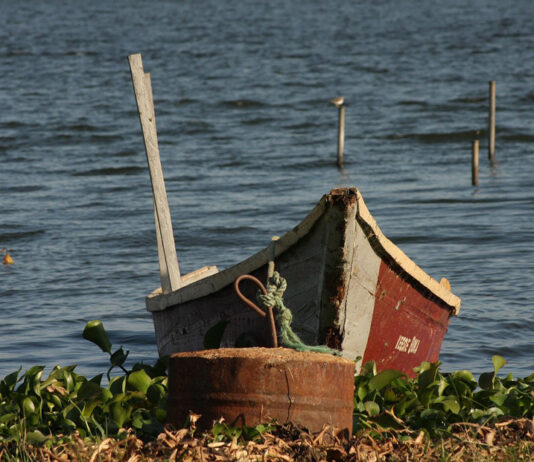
128, 54, 181, 292
267, 235, 279, 348
472, 139, 479, 186
488, 80, 496, 163
267, 236, 280, 280
337, 105, 345, 169
330, 97, 345, 169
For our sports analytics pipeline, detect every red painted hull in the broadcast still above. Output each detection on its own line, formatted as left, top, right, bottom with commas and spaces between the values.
362, 261, 451, 377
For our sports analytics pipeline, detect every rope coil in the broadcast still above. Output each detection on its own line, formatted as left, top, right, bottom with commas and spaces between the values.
257, 271, 340, 356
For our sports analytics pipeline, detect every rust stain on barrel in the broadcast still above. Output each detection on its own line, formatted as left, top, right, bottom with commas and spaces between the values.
168, 347, 355, 435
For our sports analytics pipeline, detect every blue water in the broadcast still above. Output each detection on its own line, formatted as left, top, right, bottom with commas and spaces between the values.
1, 0, 533, 379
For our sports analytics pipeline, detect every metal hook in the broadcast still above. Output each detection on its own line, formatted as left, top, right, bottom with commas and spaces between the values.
234, 274, 278, 348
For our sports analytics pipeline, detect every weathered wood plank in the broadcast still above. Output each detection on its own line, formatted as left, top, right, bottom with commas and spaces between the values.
144, 72, 171, 294
128, 54, 181, 292
339, 219, 381, 370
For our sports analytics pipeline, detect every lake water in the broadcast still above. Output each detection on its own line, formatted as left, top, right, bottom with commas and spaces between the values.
1, 0, 533, 379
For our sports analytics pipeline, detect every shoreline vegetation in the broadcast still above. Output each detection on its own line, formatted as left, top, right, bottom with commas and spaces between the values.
1, 321, 533, 461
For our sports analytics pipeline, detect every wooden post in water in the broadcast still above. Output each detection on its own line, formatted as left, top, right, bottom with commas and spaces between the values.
488, 80, 496, 163
128, 53, 182, 293
472, 138, 479, 186
330, 97, 345, 169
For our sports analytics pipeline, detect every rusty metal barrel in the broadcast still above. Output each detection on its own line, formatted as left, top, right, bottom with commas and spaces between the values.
168, 347, 355, 435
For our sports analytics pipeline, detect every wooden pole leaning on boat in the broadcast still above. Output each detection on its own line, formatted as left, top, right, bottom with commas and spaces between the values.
488, 80, 496, 164
330, 96, 345, 169
144, 72, 173, 292
128, 53, 182, 293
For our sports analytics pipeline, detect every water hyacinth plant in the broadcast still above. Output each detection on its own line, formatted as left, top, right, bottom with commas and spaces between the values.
352, 354, 534, 436
1, 319, 534, 458
0, 320, 168, 451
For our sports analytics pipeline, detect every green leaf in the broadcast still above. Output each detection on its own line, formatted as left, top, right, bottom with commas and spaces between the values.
363, 401, 380, 417
418, 362, 440, 390
63, 370, 75, 393
49, 394, 63, 409
101, 388, 113, 402
451, 378, 474, 397
470, 408, 486, 420
147, 383, 165, 404
384, 388, 399, 403
486, 407, 505, 418
452, 370, 476, 384
127, 369, 152, 394
212, 421, 230, 441
479, 372, 495, 390
22, 397, 36, 415
441, 397, 461, 414
437, 378, 448, 397
413, 361, 431, 375
83, 320, 112, 354
492, 355, 507, 375
374, 412, 405, 430
82, 401, 99, 418
242, 425, 261, 441
255, 423, 273, 434
131, 415, 144, 429
26, 430, 47, 444
490, 392, 507, 407
361, 361, 377, 377
0, 413, 18, 425
204, 320, 229, 349
89, 374, 103, 386
420, 408, 445, 424
368, 370, 402, 392
109, 376, 127, 395
154, 407, 167, 423
111, 402, 130, 428
77, 381, 102, 400
61, 418, 77, 431
0, 368, 21, 394
418, 389, 435, 408
24, 365, 45, 380
394, 397, 419, 417
357, 384, 369, 401
110, 347, 129, 369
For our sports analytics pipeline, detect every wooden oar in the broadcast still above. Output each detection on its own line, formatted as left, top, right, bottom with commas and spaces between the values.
128, 53, 181, 293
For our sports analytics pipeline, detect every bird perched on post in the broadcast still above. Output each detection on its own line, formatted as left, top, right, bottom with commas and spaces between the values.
330, 96, 344, 107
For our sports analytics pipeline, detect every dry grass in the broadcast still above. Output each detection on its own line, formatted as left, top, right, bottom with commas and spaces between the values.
1, 419, 534, 461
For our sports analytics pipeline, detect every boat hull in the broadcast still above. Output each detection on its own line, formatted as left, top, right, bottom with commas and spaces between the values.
147, 188, 460, 377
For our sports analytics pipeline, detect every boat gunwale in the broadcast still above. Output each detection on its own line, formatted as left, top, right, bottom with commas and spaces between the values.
354, 190, 461, 315
146, 194, 329, 312
145, 188, 461, 315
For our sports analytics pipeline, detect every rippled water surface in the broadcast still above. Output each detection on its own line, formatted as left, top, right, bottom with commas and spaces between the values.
1, 0, 533, 378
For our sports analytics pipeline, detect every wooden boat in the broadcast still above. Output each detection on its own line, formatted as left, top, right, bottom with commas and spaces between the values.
129, 54, 461, 376
146, 188, 460, 376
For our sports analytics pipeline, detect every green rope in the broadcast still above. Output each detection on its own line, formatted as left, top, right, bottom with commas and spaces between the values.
257, 271, 340, 356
